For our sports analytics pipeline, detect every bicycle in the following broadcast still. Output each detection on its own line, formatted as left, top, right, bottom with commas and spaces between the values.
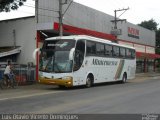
0, 73, 18, 89
0, 75, 9, 89
10, 72, 18, 88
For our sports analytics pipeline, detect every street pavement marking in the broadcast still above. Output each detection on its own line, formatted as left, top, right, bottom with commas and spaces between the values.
0, 91, 64, 101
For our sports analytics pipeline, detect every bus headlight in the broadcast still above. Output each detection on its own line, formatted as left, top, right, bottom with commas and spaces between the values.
62, 76, 72, 80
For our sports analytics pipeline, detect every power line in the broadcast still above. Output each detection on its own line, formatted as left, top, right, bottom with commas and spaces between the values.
63, 0, 73, 17
110, 8, 129, 37
15, 0, 58, 13
23, 4, 58, 13
59, 0, 73, 36
111, 8, 129, 29
17, 10, 58, 18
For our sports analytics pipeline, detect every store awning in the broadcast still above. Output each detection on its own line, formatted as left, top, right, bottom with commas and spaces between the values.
0, 46, 21, 58
136, 52, 160, 59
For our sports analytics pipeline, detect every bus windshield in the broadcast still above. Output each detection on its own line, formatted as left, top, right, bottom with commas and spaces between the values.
39, 39, 75, 73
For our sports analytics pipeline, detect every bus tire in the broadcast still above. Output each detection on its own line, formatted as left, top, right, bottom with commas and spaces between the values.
86, 74, 93, 88
121, 73, 127, 83
86, 77, 92, 88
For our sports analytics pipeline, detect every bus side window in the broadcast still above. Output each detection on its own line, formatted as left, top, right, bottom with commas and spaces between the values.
120, 47, 126, 58
74, 40, 85, 71
86, 41, 96, 56
113, 46, 119, 57
126, 49, 132, 58
131, 50, 136, 59
105, 44, 112, 57
96, 43, 105, 56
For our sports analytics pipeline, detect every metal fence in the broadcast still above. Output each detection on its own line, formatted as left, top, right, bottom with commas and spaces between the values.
0, 64, 36, 85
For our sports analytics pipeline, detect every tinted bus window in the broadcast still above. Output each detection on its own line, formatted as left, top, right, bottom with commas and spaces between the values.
96, 43, 105, 56
74, 40, 85, 71
131, 49, 136, 59
126, 49, 132, 58
86, 41, 96, 56
120, 47, 126, 58
105, 44, 112, 56
113, 46, 119, 57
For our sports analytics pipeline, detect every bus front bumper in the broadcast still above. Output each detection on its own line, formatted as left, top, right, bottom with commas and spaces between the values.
39, 77, 73, 87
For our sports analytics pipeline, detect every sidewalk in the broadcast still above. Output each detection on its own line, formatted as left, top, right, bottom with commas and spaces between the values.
135, 72, 160, 81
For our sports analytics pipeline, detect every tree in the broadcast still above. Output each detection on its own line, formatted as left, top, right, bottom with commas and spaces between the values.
156, 28, 160, 54
138, 19, 160, 69
138, 19, 158, 31
138, 19, 160, 54
0, 0, 27, 12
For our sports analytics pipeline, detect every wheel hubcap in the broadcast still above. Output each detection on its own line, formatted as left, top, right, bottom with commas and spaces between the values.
86, 78, 91, 87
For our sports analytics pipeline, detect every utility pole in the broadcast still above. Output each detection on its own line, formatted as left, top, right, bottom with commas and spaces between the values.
35, 0, 38, 23
59, 0, 73, 36
13, 29, 16, 48
59, 0, 63, 36
111, 8, 129, 37
111, 8, 129, 29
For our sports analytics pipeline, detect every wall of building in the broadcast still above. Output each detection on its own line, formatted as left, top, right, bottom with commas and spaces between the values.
0, 17, 36, 64
37, 0, 155, 48
0, 0, 156, 69
118, 23, 155, 46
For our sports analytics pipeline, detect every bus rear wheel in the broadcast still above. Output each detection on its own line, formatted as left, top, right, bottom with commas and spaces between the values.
121, 73, 127, 83
86, 77, 92, 88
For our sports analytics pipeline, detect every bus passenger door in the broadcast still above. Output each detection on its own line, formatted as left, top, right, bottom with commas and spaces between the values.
73, 40, 86, 86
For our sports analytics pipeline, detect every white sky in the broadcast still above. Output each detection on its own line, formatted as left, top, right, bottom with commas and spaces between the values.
0, 0, 35, 20
0, 0, 159, 28
74, 0, 160, 28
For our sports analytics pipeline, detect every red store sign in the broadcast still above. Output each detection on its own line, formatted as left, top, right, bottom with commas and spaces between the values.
128, 27, 139, 39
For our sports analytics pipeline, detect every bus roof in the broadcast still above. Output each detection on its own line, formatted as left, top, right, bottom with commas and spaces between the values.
45, 35, 135, 50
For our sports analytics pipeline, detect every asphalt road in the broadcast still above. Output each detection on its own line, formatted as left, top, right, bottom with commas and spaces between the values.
0, 77, 160, 114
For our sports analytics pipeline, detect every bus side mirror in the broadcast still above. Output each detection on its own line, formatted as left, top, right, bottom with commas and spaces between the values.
69, 48, 75, 60
33, 48, 41, 60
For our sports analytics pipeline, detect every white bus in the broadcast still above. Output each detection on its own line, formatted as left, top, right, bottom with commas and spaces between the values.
38, 35, 136, 88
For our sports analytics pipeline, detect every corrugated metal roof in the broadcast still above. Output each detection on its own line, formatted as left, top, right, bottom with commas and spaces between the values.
0, 16, 35, 23
0, 46, 21, 58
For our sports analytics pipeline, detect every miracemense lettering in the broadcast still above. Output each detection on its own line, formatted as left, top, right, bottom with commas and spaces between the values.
93, 59, 118, 66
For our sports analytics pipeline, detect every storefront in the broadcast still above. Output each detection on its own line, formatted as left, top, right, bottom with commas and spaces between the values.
1, 0, 159, 75
36, 0, 160, 74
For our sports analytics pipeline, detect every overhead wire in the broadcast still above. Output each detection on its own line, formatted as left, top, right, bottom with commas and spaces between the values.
14, 0, 128, 28
23, 4, 58, 12
14, 0, 58, 13
17, 10, 56, 18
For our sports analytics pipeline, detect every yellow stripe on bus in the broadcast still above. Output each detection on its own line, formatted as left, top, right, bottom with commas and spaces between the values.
114, 59, 125, 80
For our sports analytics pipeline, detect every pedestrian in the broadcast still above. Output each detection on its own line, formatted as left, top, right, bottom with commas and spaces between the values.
4, 61, 13, 88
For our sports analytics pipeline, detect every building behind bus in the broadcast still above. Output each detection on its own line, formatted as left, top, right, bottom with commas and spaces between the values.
0, 0, 160, 82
